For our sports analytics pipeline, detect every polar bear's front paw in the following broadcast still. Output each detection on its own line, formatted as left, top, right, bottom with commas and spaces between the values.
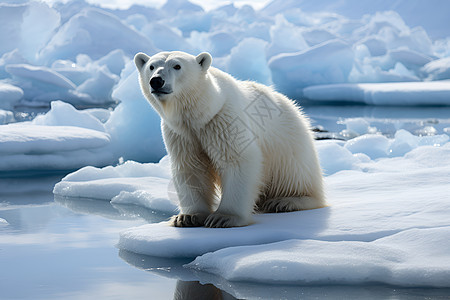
204, 213, 248, 228
170, 213, 208, 227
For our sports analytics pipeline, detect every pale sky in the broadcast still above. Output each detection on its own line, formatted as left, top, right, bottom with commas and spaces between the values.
40, 0, 271, 11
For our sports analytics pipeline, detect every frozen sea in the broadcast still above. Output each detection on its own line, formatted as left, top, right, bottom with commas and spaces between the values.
2, 0, 450, 298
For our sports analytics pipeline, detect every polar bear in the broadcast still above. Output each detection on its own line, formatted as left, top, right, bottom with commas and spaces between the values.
135, 51, 325, 228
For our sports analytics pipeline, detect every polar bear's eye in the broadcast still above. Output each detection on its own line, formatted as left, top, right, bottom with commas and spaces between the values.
150, 65, 154, 71
174, 64, 181, 70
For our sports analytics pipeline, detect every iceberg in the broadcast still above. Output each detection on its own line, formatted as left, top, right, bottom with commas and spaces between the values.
53, 157, 177, 214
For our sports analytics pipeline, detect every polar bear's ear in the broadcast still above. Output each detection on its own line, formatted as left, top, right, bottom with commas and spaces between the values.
134, 52, 150, 71
196, 52, 212, 71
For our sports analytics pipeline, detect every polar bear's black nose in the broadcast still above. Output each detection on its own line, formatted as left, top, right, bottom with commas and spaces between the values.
150, 76, 165, 91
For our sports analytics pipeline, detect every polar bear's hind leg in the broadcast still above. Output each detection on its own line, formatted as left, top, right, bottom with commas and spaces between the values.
260, 196, 326, 213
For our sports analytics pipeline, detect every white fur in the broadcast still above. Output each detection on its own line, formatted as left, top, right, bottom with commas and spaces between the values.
135, 51, 325, 228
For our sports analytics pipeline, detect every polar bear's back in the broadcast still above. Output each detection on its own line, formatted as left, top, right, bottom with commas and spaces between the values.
231, 79, 323, 202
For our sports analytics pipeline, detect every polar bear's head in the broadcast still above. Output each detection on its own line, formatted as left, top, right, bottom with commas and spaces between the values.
134, 51, 212, 108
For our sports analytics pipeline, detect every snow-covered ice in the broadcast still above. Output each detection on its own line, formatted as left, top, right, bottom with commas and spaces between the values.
116, 139, 450, 287
53, 157, 177, 214
0, 123, 113, 172
187, 228, 450, 287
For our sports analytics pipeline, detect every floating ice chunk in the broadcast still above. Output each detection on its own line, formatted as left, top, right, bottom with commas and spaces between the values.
0, 109, 14, 124
187, 227, 450, 287
60, 158, 171, 183
339, 117, 377, 139
344, 134, 390, 159
0, 124, 112, 171
343, 118, 371, 135
0, 82, 23, 109
38, 8, 157, 64
269, 39, 354, 98
303, 81, 450, 105
0, 124, 109, 155
389, 129, 419, 157
225, 38, 271, 85
53, 157, 177, 213
316, 141, 361, 175
422, 57, 450, 81
418, 134, 449, 147
416, 125, 437, 136
54, 176, 171, 208
32, 101, 105, 132
4, 63, 101, 106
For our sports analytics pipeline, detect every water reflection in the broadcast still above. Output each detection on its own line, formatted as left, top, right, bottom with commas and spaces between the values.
54, 195, 170, 223
0, 175, 61, 209
119, 250, 237, 299
174, 281, 236, 300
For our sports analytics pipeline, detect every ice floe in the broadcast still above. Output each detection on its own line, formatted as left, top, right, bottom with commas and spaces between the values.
116, 141, 450, 287
303, 81, 450, 105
